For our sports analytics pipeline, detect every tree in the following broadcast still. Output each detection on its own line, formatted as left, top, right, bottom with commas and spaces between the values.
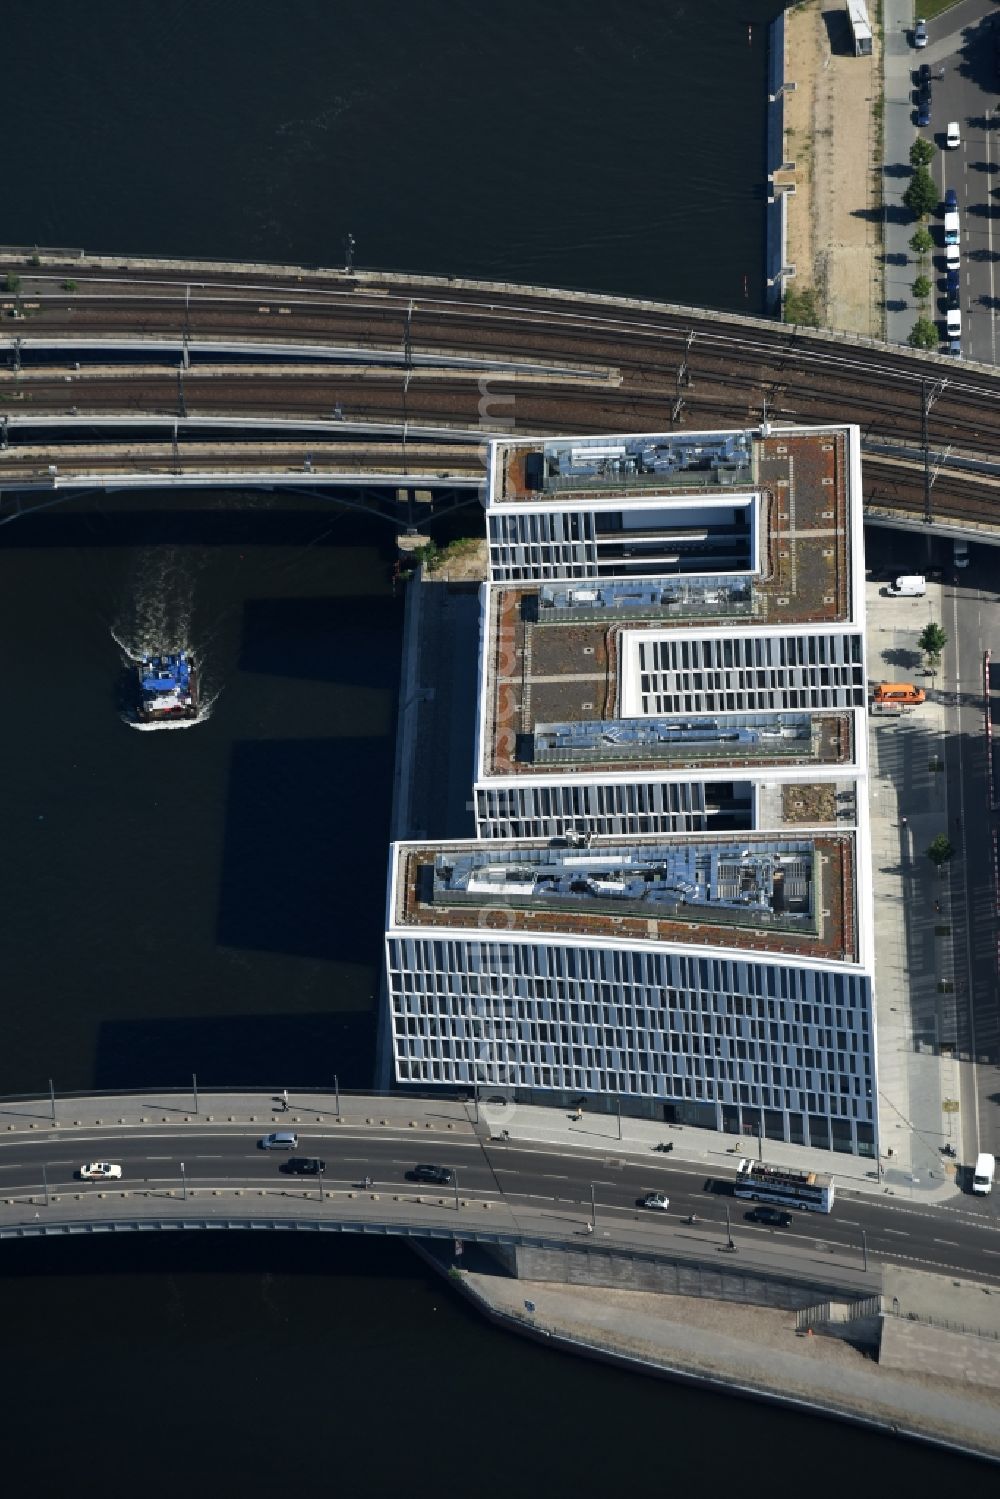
909, 226, 933, 258
919, 620, 947, 678
908, 317, 938, 350
912, 274, 931, 302
904, 165, 939, 219
4, 273, 20, 294
927, 834, 954, 871
918, 622, 947, 657
909, 137, 936, 169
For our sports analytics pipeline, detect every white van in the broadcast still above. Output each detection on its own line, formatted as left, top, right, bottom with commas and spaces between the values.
972, 1152, 995, 1195
946, 120, 961, 149
944, 210, 961, 245
887, 574, 926, 596
946, 307, 962, 339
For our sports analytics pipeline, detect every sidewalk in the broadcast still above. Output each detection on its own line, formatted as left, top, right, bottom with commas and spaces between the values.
0, 1082, 960, 1206
457, 1268, 1000, 1460
865, 574, 969, 1200
883, 0, 919, 346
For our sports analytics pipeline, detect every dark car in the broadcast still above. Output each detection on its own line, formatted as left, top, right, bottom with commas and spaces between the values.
944, 187, 958, 212
745, 1205, 793, 1227
946, 268, 960, 295
917, 97, 931, 127
409, 1164, 454, 1185
280, 1156, 327, 1175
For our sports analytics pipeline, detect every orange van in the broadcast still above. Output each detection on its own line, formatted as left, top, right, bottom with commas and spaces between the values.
873, 682, 925, 705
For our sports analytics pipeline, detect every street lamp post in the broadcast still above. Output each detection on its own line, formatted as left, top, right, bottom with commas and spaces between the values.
334, 1074, 341, 1120
192, 1072, 199, 1116
617, 1096, 622, 1142
861, 1229, 869, 1274
454, 1169, 460, 1212
318, 1163, 324, 1205
42, 1162, 49, 1208
590, 1182, 597, 1233
180, 1161, 187, 1203
725, 1205, 736, 1252
48, 1078, 56, 1126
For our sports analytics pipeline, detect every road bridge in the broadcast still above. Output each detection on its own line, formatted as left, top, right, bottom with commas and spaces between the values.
1, 249, 999, 540
0, 1089, 996, 1294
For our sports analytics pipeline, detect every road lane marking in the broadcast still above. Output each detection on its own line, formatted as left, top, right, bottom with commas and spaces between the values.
932, 1238, 960, 1246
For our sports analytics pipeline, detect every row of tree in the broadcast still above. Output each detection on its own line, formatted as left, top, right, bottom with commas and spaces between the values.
904, 139, 944, 349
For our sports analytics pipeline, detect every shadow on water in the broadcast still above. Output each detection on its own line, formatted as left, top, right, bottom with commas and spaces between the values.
94, 1009, 373, 1091
240, 594, 403, 686
0, 501, 405, 549
217, 737, 395, 964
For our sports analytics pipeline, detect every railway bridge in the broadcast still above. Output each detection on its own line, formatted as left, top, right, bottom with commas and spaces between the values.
1, 247, 998, 543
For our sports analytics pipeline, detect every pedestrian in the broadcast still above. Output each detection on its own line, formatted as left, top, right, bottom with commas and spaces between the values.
900, 817, 908, 828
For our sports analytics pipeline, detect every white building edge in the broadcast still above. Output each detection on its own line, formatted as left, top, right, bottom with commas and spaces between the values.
385, 423, 878, 1158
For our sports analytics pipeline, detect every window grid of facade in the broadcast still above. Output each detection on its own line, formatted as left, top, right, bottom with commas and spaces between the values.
488, 510, 596, 582
475, 780, 707, 840
386, 935, 874, 1153
631, 631, 865, 715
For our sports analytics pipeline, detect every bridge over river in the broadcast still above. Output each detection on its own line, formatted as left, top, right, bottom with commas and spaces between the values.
0, 248, 998, 541
1, 1087, 997, 1310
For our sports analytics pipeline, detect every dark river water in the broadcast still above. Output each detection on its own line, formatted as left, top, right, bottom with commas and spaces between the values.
0, 2, 990, 1489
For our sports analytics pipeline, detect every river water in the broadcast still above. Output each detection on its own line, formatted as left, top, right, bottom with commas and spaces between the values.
0, 1, 990, 1489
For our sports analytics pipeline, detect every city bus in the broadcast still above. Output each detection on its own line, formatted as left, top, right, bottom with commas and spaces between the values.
733, 1158, 835, 1214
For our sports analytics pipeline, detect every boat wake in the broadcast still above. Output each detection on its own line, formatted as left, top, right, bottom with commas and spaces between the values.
112, 549, 213, 731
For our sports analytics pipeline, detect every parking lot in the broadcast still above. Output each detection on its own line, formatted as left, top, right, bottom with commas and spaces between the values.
885, 2, 1000, 359
918, 9, 1000, 361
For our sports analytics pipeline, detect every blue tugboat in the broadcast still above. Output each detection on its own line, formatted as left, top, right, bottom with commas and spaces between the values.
134, 651, 199, 724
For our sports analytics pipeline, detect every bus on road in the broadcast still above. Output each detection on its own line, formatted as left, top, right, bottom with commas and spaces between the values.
734, 1158, 835, 1214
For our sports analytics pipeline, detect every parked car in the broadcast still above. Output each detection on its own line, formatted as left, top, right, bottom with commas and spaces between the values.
944, 187, 958, 212
78, 1162, 122, 1181
258, 1131, 299, 1150
953, 538, 970, 568
640, 1192, 670, 1211
279, 1156, 326, 1175
946, 268, 960, 295
408, 1164, 453, 1185
946, 307, 962, 340
946, 243, 961, 271
914, 18, 928, 48
917, 96, 931, 127
946, 120, 961, 149
745, 1205, 793, 1227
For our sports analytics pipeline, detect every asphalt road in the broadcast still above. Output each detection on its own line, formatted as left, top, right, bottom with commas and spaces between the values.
921, 8, 1000, 362
1, 1126, 997, 1284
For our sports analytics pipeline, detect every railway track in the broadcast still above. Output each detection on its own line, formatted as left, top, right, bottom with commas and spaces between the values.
0, 254, 998, 535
